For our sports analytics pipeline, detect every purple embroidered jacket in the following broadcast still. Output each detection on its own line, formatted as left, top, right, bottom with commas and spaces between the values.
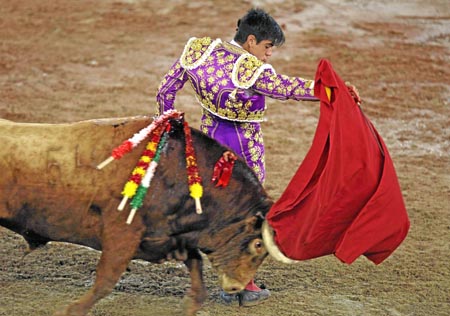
156, 37, 317, 183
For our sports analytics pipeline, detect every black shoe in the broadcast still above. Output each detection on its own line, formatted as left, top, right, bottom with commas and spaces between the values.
238, 288, 270, 307
220, 291, 239, 304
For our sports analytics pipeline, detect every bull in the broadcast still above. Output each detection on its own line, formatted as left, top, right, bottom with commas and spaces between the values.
0, 115, 286, 316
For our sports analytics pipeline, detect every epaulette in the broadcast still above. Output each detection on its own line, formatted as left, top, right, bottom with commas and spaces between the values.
180, 37, 222, 70
231, 53, 275, 89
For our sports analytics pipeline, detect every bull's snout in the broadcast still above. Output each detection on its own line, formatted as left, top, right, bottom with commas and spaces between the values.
219, 274, 247, 294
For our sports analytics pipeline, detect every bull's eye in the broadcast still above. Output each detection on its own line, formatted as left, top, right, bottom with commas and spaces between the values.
249, 238, 266, 255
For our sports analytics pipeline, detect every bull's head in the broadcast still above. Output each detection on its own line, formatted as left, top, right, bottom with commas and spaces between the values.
203, 216, 297, 293
189, 143, 295, 293
203, 214, 269, 293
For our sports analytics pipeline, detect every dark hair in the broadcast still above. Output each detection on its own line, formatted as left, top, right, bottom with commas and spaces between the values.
234, 8, 285, 46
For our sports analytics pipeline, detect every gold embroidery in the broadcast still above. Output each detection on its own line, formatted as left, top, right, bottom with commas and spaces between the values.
180, 37, 220, 70
233, 54, 265, 88
200, 111, 265, 181
180, 40, 267, 122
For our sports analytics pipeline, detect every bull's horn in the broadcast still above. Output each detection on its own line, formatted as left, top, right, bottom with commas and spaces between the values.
262, 220, 297, 264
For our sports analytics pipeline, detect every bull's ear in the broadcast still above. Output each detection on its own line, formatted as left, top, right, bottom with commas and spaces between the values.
244, 216, 258, 232
254, 212, 265, 229
244, 214, 264, 232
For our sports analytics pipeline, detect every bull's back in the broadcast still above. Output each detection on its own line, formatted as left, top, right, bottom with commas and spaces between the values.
0, 116, 152, 246
0, 116, 152, 186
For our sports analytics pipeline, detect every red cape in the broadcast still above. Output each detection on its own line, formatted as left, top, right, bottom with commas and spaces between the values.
266, 59, 410, 265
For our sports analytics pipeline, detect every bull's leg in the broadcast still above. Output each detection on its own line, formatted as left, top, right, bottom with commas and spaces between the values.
183, 249, 207, 316
53, 221, 144, 316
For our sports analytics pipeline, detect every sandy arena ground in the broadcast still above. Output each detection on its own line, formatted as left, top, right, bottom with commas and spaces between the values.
0, 0, 449, 315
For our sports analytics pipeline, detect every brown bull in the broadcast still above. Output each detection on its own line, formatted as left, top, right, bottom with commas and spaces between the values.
0, 115, 276, 316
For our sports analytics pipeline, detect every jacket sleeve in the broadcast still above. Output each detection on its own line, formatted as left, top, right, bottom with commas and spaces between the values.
155, 59, 189, 115
252, 67, 318, 101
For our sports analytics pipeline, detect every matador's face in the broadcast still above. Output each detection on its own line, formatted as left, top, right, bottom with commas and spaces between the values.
244, 35, 274, 63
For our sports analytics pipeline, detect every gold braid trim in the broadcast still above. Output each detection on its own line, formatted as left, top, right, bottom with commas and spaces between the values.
232, 54, 276, 89
180, 37, 222, 70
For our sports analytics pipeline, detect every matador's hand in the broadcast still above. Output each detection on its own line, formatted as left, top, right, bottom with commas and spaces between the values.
346, 82, 362, 106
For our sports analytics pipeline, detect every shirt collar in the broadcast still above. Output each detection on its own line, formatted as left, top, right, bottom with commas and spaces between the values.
230, 40, 242, 48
